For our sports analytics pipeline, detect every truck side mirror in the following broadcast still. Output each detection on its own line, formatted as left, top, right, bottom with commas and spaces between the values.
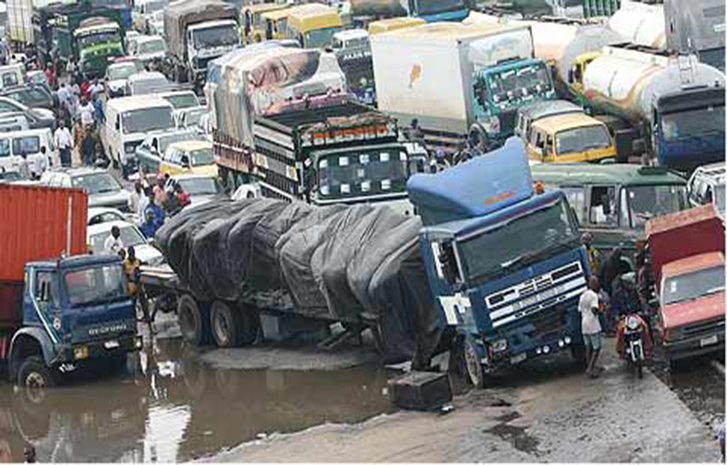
567, 69, 574, 84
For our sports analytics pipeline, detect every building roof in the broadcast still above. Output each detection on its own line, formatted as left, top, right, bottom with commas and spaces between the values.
661, 251, 725, 279
531, 163, 687, 187
532, 112, 606, 133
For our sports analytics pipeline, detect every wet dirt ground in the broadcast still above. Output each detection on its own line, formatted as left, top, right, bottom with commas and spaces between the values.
0, 317, 723, 463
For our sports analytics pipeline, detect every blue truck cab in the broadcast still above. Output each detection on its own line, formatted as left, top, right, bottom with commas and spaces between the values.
3, 254, 142, 387
408, 138, 589, 387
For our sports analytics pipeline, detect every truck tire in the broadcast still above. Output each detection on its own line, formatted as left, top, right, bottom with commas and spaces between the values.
178, 295, 210, 346
463, 337, 485, 389
17, 356, 57, 388
211, 300, 241, 347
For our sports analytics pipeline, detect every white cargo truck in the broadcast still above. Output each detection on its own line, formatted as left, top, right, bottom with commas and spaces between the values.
7, 0, 34, 48
370, 22, 556, 153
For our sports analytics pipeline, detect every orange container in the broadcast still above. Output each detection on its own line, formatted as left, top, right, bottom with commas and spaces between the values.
0, 184, 88, 330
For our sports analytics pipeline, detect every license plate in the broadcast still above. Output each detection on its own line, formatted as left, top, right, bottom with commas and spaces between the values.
104, 340, 120, 349
510, 353, 527, 365
700, 335, 718, 347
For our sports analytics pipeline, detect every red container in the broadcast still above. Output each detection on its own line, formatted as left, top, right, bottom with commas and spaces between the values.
646, 204, 725, 286
0, 184, 88, 330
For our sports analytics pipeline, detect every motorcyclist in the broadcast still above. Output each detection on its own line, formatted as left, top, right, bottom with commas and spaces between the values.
614, 273, 654, 358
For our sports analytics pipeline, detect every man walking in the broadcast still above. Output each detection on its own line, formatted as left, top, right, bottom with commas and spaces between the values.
579, 275, 605, 378
104, 226, 124, 255
54, 121, 73, 167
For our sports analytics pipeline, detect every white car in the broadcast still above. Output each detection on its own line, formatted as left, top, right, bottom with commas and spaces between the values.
88, 207, 138, 226
87, 220, 165, 265
128, 35, 169, 64
105, 61, 143, 98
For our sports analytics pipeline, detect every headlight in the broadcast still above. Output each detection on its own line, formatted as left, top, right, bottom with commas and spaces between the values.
74, 346, 89, 360
626, 316, 640, 330
491, 339, 507, 353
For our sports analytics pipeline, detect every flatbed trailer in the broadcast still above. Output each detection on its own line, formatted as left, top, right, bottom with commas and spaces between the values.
139, 264, 379, 350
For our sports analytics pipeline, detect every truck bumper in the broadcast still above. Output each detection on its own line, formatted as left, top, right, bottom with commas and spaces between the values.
59, 334, 143, 364
662, 332, 725, 361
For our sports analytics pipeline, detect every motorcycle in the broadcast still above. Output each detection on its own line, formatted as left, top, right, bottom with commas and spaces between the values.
616, 312, 652, 378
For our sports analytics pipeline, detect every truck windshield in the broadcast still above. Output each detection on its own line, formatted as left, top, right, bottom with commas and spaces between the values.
191, 148, 215, 166
122, 107, 174, 133
661, 105, 725, 141
304, 26, 341, 49
64, 265, 127, 307
458, 197, 578, 282
192, 24, 240, 49
77, 30, 121, 48
317, 150, 408, 200
662, 266, 725, 305
625, 185, 687, 228
556, 125, 611, 155
488, 64, 551, 106
416, 0, 465, 15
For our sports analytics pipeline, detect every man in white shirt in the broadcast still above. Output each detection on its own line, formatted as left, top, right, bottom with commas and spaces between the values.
30, 146, 50, 179
88, 79, 104, 100
579, 275, 604, 378
104, 226, 124, 255
54, 121, 73, 167
79, 98, 94, 128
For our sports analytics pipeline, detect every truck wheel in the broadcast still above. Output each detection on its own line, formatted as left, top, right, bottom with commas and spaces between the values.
211, 301, 241, 347
463, 337, 485, 389
17, 356, 57, 388
178, 295, 210, 346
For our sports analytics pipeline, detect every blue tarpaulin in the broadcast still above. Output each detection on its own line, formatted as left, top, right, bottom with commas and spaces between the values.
407, 137, 534, 226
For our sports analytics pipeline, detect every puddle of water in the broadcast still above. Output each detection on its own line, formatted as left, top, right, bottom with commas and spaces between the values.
0, 338, 394, 463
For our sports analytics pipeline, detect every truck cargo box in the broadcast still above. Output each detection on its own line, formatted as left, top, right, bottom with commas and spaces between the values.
646, 204, 725, 285
0, 184, 88, 330
165, 0, 237, 59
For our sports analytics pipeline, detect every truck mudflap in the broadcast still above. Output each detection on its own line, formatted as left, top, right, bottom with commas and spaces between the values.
662, 331, 725, 361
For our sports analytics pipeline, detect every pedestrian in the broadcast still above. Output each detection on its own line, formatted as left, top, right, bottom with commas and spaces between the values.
153, 175, 168, 207
599, 248, 630, 297
610, 273, 640, 328
123, 245, 142, 297
137, 186, 151, 218
582, 232, 601, 276
88, 78, 104, 100
434, 147, 450, 172
23, 443, 36, 463
718, 421, 725, 463
93, 92, 105, 125
104, 226, 124, 255
79, 97, 94, 128
44, 64, 57, 91
144, 190, 166, 228
30, 146, 50, 180
579, 275, 605, 378
57, 83, 71, 109
17, 153, 30, 179
140, 209, 159, 239
128, 181, 143, 214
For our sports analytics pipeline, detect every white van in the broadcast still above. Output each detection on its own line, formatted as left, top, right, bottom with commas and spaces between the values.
102, 95, 176, 177
0, 128, 54, 174
126, 71, 172, 96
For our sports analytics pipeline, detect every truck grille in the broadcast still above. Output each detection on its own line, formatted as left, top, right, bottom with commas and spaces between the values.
530, 304, 567, 338
682, 316, 725, 339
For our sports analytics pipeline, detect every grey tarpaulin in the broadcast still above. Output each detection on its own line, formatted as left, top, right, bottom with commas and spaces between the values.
155, 198, 443, 364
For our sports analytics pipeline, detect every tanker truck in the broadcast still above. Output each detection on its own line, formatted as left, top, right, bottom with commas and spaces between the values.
570, 44, 725, 171
371, 21, 556, 154
463, 12, 623, 97
350, 0, 469, 23
606, 0, 666, 50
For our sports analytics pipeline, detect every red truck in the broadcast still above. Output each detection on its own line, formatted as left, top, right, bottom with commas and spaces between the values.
1, 184, 141, 387
646, 204, 725, 364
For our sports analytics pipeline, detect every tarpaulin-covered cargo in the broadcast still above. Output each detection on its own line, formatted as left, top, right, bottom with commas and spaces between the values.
155, 198, 442, 363
165, 0, 238, 60
213, 47, 347, 145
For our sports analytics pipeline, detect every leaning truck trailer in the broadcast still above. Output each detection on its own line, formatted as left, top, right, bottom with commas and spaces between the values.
407, 137, 590, 387
0, 184, 142, 387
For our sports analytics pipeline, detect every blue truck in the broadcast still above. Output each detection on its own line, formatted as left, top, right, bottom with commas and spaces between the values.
0, 184, 142, 388
408, 138, 590, 386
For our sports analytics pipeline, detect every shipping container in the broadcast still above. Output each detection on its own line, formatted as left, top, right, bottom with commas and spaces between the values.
0, 184, 88, 330
646, 204, 725, 286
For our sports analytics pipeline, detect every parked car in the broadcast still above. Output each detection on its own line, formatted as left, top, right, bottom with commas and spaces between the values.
687, 162, 725, 221
0, 96, 55, 130
160, 140, 217, 177
105, 61, 144, 98
0, 64, 24, 90
1, 84, 55, 110
135, 129, 198, 174
40, 167, 132, 212
87, 220, 165, 265
126, 71, 172, 96
0, 112, 30, 132
176, 107, 207, 130
87, 206, 130, 226
129, 35, 168, 64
